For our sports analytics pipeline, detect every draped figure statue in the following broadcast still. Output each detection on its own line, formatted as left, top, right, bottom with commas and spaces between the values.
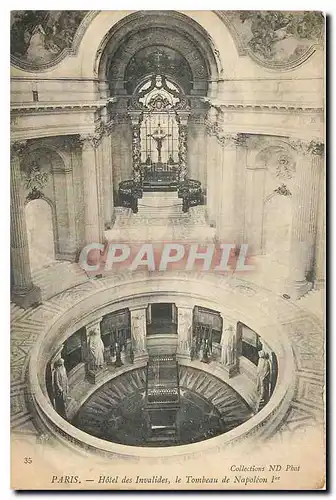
221, 325, 236, 366
88, 328, 105, 371
256, 350, 271, 403
52, 358, 69, 418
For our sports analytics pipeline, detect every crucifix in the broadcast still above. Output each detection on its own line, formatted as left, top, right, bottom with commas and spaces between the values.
148, 123, 171, 164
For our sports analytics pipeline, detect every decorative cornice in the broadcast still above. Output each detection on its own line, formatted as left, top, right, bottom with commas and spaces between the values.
11, 101, 107, 115
202, 99, 323, 115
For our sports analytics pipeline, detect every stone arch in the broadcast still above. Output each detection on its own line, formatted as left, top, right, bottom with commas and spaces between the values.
96, 11, 221, 97
255, 143, 296, 268
21, 143, 78, 263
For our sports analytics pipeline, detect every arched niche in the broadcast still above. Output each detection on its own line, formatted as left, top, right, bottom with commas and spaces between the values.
22, 143, 78, 263
96, 11, 220, 97
25, 198, 56, 272
255, 144, 296, 266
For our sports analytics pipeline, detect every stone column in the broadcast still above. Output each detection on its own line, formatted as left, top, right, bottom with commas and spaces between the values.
177, 306, 193, 361
176, 111, 189, 181
85, 317, 105, 383
130, 307, 148, 363
205, 119, 220, 226
80, 135, 101, 245
216, 134, 237, 242
244, 165, 267, 255
288, 140, 323, 299
52, 163, 77, 261
63, 166, 78, 259
234, 134, 248, 247
101, 123, 114, 228
187, 112, 207, 184
314, 147, 325, 289
10, 141, 41, 309
111, 112, 133, 200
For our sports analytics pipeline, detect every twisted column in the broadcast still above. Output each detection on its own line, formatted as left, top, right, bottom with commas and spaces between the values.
288, 140, 323, 298
11, 141, 41, 309
177, 112, 189, 182
129, 112, 142, 184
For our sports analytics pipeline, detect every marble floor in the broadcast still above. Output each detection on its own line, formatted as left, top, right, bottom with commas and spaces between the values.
72, 365, 253, 447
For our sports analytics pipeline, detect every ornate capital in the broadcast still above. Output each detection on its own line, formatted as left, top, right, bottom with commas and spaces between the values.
234, 133, 248, 148
205, 119, 222, 137
79, 134, 99, 151
292, 138, 324, 157
216, 132, 239, 148
111, 112, 130, 125
308, 140, 324, 156
11, 140, 27, 158
103, 121, 114, 137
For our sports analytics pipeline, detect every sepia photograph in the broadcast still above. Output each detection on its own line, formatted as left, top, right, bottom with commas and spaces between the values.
10, 8, 325, 490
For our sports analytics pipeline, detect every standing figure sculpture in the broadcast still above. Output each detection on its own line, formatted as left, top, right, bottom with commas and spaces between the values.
132, 313, 146, 353
114, 341, 123, 368
256, 350, 271, 407
52, 358, 69, 419
221, 325, 236, 366
88, 328, 105, 371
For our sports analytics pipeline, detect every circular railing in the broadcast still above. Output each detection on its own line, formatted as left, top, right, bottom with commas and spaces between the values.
27, 273, 297, 460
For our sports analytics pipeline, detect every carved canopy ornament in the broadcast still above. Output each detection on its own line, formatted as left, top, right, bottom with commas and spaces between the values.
130, 74, 189, 111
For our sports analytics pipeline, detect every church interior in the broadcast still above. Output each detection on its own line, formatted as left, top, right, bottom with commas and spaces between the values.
10, 10, 324, 464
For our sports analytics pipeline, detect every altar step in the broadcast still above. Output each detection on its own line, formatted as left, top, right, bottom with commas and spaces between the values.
137, 192, 185, 218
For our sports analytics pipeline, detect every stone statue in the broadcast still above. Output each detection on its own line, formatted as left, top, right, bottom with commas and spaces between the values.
132, 314, 145, 352
114, 341, 123, 368
221, 325, 236, 366
256, 350, 271, 403
52, 357, 68, 418
201, 338, 210, 363
88, 327, 105, 371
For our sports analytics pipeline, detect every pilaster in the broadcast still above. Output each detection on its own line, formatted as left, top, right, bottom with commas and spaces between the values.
10, 141, 41, 309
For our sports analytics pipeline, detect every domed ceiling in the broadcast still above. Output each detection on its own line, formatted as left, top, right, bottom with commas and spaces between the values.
10, 10, 324, 72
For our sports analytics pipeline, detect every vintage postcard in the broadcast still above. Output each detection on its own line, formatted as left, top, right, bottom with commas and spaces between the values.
10, 10, 325, 490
